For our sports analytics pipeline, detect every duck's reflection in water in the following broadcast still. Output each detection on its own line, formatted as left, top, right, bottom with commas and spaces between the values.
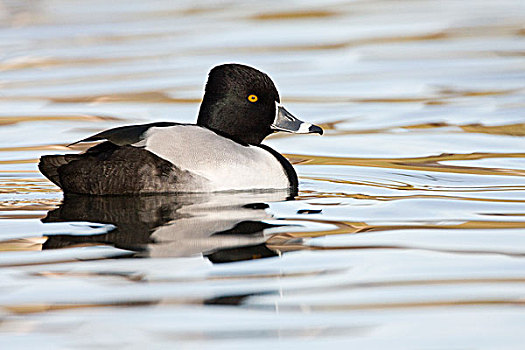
42, 191, 295, 262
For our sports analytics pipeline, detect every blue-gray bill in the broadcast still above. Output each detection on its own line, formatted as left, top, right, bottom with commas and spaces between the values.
271, 104, 323, 135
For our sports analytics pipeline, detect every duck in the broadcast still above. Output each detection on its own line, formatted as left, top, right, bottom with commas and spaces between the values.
38, 63, 323, 195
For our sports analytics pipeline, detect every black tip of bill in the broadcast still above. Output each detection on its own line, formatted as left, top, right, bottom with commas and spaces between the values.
308, 124, 323, 135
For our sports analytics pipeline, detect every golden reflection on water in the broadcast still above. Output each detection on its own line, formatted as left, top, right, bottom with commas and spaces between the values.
312, 121, 525, 137
301, 192, 525, 204
251, 10, 338, 21
289, 152, 525, 177
0, 92, 200, 104
270, 218, 525, 240
0, 178, 59, 194
5, 297, 524, 317
0, 55, 157, 71
460, 123, 525, 137
2, 88, 520, 106
0, 114, 121, 126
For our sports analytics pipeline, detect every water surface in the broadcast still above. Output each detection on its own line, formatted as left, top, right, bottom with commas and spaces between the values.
1, 0, 525, 348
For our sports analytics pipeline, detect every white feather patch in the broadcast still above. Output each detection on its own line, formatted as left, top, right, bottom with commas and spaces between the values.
136, 125, 290, 192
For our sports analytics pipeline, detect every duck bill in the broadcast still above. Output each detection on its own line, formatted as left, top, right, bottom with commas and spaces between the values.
271, 104, 323, 135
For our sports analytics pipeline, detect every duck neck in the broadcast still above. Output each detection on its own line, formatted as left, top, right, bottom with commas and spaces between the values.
197, 101, 269, 145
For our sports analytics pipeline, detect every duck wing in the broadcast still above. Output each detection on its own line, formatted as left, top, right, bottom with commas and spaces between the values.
68, 122, 180, 146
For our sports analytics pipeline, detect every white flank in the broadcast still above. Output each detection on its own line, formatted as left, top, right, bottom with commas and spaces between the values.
137, 125, 290, 192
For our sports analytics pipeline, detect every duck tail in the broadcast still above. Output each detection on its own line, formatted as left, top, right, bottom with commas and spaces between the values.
38, 154, 78, 188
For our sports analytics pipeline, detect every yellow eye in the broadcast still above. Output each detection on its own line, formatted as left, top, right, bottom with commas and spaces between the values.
247, 94, 258, 103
